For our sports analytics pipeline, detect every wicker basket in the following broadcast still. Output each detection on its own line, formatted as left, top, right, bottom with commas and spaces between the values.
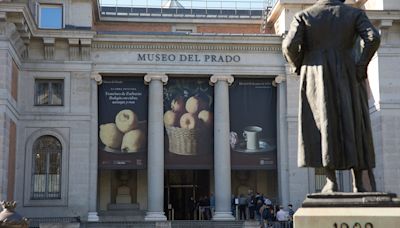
166, 126, 211, 155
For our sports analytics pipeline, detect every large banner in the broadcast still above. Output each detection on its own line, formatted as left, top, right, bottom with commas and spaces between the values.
98, 77, 148, 169
229, 78, 277, 169
163, 78, 214, 169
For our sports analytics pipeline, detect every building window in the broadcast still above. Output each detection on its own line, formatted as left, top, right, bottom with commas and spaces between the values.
31, 135, 62, 200
175, 29, 194, 33
38, 4, 63, 29
35, 79, 64, 106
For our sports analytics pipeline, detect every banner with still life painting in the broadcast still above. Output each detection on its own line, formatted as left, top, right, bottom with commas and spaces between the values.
163, 78, 214, 169
229, 78, 277, 169
98, 77, 148, 169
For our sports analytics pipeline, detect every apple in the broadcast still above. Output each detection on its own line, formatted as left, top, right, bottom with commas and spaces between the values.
163, 110, 180, 127
99, 123, 123, 149
115, 109, 139, 133
185, 96, 206, 114
121, 129, 145, 153
180, 113, 199, 129
198, 110, 213, 127
171, 96, 185, 113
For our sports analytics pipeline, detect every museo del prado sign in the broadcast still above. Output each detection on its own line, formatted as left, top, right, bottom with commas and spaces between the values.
137, 53, 241, 63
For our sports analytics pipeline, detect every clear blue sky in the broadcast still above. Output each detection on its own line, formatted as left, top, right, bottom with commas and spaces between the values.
99, 0, 271, 10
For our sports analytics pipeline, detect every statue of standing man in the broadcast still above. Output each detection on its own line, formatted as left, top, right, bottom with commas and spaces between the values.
282, 0, 380, 193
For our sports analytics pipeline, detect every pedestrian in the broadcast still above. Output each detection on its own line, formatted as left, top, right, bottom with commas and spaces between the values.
238, 193, 247, 220
247, 193, 256, 219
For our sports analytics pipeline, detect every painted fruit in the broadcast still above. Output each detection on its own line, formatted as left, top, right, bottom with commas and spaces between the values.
185, 96, 206, 114
121, 129, 145, 153
171, 96, 185, 113
115, 109, 139, 133
180, 113, 199, 129
99, 123, 123, 149
198, 110, 213, 127
164, 110, 180, 127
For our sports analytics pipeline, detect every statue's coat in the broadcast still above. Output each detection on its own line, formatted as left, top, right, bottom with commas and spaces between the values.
282, 0, 380, 169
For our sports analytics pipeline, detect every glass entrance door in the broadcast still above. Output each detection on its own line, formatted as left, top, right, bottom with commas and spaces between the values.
167, 185, 195, 220
164, 170, 210, 220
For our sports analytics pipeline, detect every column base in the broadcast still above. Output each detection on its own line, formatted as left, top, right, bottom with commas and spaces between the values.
144, 212, 167, 221
87, 212, 99, 222
212, 212, 235, 221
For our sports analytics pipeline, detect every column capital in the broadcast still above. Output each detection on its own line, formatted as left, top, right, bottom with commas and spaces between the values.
210, 74, 234, 86
274, 75, 286, 84
144, 73, 168, 85
90, 72, 102, 85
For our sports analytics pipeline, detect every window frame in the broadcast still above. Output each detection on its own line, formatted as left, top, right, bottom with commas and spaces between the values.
38, 3, 64, 29
31, 135, 62, 200
34, 79, 64, 106
24, 129, 69, 207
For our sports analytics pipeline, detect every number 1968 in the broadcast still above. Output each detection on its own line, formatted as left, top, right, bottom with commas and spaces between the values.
333, 222, 373, 228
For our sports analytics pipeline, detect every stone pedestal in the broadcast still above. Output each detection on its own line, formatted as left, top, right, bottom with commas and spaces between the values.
294, 193, 400, 228
115, 186, 131, 204
115, 171, 132, 204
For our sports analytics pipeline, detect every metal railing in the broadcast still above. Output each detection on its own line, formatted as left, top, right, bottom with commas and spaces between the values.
98, 0, 279, 19
33, 219, 291, 228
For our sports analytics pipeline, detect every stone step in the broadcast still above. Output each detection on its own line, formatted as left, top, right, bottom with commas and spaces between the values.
107, 203, 140, 210
98, 210, 145, 217
98, 215, 145, 222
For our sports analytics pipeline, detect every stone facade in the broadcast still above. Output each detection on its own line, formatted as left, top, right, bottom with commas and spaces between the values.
0, 0, 398, 223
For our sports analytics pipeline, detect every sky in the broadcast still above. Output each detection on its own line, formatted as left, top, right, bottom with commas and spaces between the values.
99, 0, 273, 10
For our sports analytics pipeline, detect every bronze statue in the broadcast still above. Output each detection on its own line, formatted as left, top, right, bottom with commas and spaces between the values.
282, 0, 380, 193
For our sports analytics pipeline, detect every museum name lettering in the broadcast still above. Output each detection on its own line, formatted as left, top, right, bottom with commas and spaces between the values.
137, 53, 241, 63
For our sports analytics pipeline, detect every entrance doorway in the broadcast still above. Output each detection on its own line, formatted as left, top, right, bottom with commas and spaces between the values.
164, 170, 210, 220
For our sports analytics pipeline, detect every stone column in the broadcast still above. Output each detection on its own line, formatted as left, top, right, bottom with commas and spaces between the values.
275, 75, 289, 209
87, 73, 102, 222
210, 74, 235, 221
144, 73, 168, 221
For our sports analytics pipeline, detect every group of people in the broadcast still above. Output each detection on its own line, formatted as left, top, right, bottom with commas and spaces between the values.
188, 191, 296, 227
232, 192, 295, 227
188, 194, 215, 220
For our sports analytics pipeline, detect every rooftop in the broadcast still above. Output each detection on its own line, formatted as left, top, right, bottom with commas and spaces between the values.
98, 0, 278, 19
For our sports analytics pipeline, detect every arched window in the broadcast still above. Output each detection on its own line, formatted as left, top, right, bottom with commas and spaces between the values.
31, 135, 62, 199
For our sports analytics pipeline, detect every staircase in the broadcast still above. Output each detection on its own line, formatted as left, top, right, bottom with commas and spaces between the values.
98, 203, 145, 222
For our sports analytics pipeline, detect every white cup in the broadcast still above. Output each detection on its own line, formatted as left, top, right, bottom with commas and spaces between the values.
243, 126, 262, 150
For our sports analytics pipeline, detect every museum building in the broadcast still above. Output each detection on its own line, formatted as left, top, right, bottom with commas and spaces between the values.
0, 0, 399, 225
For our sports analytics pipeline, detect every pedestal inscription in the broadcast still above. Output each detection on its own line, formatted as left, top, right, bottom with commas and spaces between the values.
294, 193, 400, 228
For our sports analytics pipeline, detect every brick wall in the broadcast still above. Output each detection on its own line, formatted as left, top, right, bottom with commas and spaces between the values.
197, 24, 261, 34
94, 22, 172, 33
94, 22, 264, 34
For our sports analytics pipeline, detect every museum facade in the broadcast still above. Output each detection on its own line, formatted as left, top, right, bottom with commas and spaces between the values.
0, 0, 399, 224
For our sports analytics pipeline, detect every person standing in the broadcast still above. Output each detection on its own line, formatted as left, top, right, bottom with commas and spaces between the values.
247, 193, 256, 219
288, 204, 295, 220
276, 206, 288, 221
188, 196, 196, 220
209, 192, 215, 218
282, 0, 380, 193
238, 194, 247, 220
